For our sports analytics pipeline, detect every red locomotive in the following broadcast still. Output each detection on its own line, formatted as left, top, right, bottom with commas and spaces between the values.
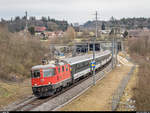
31, 50, 112, 97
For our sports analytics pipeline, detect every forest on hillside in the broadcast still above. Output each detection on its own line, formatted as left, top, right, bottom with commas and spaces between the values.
1, 17, 150, 33
83, 17, 150, 30
0, 16, 68, 32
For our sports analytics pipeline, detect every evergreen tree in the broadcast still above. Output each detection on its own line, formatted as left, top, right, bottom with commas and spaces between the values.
28, 27, 35, 35
123, 30, 128, 38
109, 28, 115, 35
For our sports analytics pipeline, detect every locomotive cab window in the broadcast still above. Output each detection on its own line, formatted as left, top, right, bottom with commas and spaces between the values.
31, 70, 40, 78
43, 68, 56, 77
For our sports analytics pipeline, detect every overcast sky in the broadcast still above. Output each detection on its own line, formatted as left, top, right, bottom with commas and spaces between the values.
0, 0, 150, 24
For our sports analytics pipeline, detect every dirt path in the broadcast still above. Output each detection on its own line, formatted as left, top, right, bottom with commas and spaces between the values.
58, 62, 132, 111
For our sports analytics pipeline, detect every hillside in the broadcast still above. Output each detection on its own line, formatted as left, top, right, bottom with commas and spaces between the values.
1, 16, 68, 32
83, 17, 150, 30
127, 31, 150, 110
0, 25, 48, 81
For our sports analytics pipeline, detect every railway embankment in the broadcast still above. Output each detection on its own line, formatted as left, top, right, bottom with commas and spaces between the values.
0, 79, 32, 110
0, 25, 48, 110
58, 55, 134, 111
1, 60, 112, 111
126, 34, 150, 111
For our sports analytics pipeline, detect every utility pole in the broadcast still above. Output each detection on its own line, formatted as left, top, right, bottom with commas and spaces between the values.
114, 32, 117, 66
111, 28, 117, 68
112, 36, 114, 69
113, 28, 116, 67
72, 45, 76, 57
115, 28, 118, 66
92, 11, 98, 86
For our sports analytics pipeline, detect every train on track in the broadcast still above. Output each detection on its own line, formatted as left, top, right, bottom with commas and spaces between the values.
31, 50, 112, 98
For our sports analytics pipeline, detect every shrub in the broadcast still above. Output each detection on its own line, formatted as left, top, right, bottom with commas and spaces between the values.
128, 33, 150, 56
0, 25, 48, 81
128, 31, 150, 111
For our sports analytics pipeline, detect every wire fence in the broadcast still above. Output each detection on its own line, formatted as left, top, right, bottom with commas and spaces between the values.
111, 65, 136, 111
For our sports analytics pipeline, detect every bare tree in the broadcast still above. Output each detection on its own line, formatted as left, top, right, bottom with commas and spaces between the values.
65, 26, 76, 40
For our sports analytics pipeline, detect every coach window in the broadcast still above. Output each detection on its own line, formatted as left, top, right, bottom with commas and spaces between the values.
77, 63, 81, 69
66, 65, 68, 71
43, 68, 56, 77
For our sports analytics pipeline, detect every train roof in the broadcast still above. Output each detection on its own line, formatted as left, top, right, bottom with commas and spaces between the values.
31, 61, 65, 70
63, 50, 111, 65
31, 64, 56, 70
31, 50, 111, 70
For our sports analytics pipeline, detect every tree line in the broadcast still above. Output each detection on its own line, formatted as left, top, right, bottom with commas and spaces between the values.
83, 17, 150, 30
0, 16, 69, 32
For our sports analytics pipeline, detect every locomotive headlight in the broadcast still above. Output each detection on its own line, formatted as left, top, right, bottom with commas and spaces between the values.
48, 82, 51, 84
34, 84, 37, 86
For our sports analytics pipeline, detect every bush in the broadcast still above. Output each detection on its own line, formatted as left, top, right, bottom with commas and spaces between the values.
133, 58, 150, 111
128, 31, 150, 111
0, 25, 48, 81
128, 33, 150, 56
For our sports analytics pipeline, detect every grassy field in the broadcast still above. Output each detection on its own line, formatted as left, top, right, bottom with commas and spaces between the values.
0, 79, 32, 109
127, 31, 150, 111
130, 54, 150, 111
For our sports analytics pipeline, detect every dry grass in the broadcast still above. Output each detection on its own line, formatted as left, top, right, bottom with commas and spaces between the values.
117, 65, 139, 111
127, 31, 150, 111
58, 65, 131, 111
0, 79, 32, 109
0, 25, 48, 81
131, 55, 150, 111
128, 32, 150, 56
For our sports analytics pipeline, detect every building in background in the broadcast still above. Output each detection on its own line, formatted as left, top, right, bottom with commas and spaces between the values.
34, 26, 46, 33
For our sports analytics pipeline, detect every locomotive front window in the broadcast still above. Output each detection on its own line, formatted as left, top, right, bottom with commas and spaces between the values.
43, 69, 55, 77
31, 70, 40, 78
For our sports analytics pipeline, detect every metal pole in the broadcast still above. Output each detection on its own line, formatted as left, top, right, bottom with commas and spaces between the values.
112, 37, 115, 68
112, 38, 114, 69
114, 37, 116, 66
72, 45, 76, 57
115, 37, 118, 65
93, 11, 98, 85
93, 38, 96, 85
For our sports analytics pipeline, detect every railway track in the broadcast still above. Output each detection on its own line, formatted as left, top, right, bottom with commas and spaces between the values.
6, 60, 112, 111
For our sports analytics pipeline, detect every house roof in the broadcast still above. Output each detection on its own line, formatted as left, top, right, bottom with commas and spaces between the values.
35, 26, 46, 32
